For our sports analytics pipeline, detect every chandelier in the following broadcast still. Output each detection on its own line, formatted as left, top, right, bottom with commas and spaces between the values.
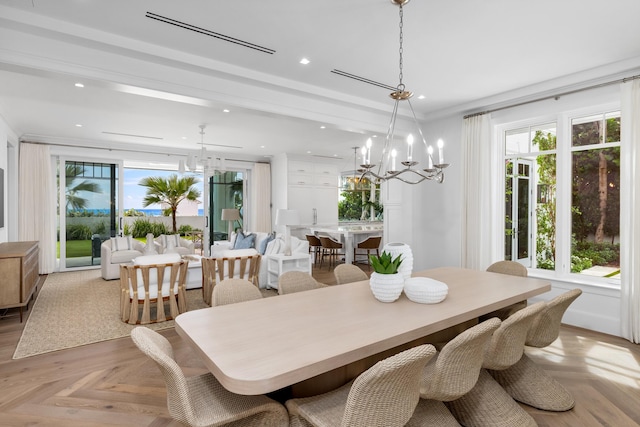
184, 124, 225, 173
359, 0, 449, 185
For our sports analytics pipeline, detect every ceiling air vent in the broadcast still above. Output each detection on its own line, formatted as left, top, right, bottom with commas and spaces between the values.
145, 12, 276, 55
330, 69, 396, 91
313, 154, 343, 160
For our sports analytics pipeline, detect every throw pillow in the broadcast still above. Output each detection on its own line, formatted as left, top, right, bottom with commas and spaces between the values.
258, 232, 276, 255
161, 234, 181, 248
234, 232, 256, 250
111, 235, 133, 252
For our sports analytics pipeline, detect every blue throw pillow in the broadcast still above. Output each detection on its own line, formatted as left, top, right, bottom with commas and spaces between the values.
234, 232, 256, 249
259, 232, 276, 255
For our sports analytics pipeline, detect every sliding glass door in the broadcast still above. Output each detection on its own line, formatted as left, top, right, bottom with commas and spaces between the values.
208, 171, 245, 243
59, 159, 122, 270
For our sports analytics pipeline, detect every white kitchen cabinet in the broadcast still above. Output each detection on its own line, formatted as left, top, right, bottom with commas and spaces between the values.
272, 155, 339, 226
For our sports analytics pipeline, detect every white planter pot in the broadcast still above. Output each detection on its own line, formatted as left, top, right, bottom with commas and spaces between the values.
369, 272, 404, 303
382, 242, 413, 280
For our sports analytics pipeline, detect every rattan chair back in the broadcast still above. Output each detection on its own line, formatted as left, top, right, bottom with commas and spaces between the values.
486, 260, 528, 277
278, 270, 327, 295
131, 327, 289, 427
212, 278, 263, 306
525, 288, 582, 348
420, 318, 501, 401
483, 301, 546, 370
333, 263, 368, 285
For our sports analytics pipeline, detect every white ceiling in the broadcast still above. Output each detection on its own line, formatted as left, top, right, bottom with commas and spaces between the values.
1, 0, 640, 164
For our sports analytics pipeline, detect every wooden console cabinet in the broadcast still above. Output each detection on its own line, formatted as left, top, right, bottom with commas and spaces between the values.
0, 241, 39, 322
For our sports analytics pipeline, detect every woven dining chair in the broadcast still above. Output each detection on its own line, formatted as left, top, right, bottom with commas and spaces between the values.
285, 344, 437, 427
212, 278, 263, 306
278, 271, 327, 295
333, 263, 368, 285
490, 288, 582, 412
445, 302, 546, 427
481, 260, 529, 321
130, 327, 289, 427
419, 318, 501, 402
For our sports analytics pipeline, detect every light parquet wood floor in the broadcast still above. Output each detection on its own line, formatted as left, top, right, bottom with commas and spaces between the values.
0, 265, 638, 426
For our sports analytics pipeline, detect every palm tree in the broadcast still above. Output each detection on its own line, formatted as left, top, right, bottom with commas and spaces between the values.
65, 164, 101, 211
139, 174, 201, 233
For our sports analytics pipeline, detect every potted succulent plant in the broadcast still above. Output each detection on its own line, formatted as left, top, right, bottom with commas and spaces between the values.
369, 251, 404, 302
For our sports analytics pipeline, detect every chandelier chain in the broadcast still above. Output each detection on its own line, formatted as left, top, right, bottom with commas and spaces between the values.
398, 5, 404, 89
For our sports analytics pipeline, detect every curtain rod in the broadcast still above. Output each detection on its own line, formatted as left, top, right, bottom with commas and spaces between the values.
22, 140, 268, 164
463, 74, 640, 120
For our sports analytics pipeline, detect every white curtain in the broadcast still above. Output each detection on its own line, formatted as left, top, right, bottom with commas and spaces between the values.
620, 79, 640, 343
18, 143, 56, 274
460, 113, 500, 270
249, 162, 271, 233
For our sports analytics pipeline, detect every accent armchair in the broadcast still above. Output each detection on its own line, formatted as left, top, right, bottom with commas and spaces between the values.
101, 236, 145, 280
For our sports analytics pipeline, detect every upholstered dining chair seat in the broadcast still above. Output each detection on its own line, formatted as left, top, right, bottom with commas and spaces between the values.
352, 236, 381, 270
130, 327, 289, 427
318, 236, 344, 270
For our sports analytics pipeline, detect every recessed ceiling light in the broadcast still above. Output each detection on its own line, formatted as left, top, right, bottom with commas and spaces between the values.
372, 135, 378, 138
260, 145, 265, 149
307, 150, 312, 154
320, 126, 326, 129
181, 136, 187, 140
75, 124, 83, 127
417, 95, 425, 99
223, 109, 230, 113
74, 83, 84, 88
299, 58, 310, 65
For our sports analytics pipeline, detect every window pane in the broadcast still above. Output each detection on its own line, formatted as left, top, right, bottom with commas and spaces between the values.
605, 114, 621, 143
571, 147, 620, 276
571, 116, 604, 147
505, 128, 529, 155
535, 153, 556, 270
531, 123, 556, 151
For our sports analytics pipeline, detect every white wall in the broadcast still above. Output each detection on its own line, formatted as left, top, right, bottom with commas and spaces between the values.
413, 83, 625, 337
0, 115, 18, 243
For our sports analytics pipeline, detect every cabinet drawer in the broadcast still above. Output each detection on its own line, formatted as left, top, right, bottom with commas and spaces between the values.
314, 164, 338, 176
288, 161, 314, 175
289, 173, 314, 186
0, 258, 21, 305
314, 175, 337, 187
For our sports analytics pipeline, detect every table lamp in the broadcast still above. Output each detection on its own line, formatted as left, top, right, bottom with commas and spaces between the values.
275, 209, 300, 256
221, 208, 240, 241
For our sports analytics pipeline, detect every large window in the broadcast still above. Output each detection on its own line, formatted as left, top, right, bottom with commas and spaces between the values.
502, 111, 620, 283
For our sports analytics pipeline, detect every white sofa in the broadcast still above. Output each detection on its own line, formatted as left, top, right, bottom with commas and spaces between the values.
211, 231, 309, 288
101, 236, 145, 280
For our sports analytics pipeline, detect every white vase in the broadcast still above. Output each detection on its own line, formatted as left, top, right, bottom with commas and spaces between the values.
369, 272, 405, 303
382, 242, 413, 280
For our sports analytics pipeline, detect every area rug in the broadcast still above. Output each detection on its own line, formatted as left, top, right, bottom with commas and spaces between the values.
13, 269, 209, 359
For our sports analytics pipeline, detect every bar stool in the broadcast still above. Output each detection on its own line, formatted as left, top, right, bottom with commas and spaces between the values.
318, 236, 344, 270
353, 236, 381, 270
305, 234, 322, 265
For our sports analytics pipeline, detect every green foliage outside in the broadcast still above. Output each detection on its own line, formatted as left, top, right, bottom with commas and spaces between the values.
370, 251, 402, 274
124, 208, 146, 217
129, 218, 169, 238
532, 116, 621, 273
139, 174, 201, 233
338, 184, 382, 221
64, 163, 102, 212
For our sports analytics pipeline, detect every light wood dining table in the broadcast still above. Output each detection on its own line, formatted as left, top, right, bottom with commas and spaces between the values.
175, 266, 550, 396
